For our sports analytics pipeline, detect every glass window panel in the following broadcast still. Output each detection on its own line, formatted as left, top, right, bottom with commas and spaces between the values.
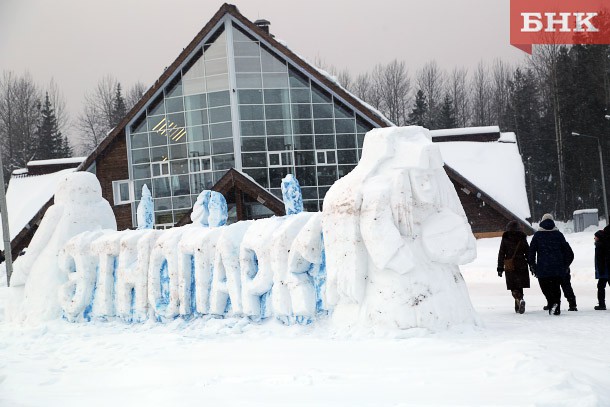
269, 167, 291, 188
295, 167, 318, 188
183, 51, 205, 78
243, 168, 268, 188
208, 91, 230, 107
294, 135, 314, 150
318, 186, 331, 199
165, 77, 183, 98
130, 132, 149, 149
303, 201, 319, 212
236, 73, 262, 89
356, 116, 373, 133
170, 159, 188, 175
148, 97, 165, 116
147, 116, 165, 132
314, 119, 334, 134
312, 104, 333, 118
231, 25, 253, 42
212, 154, 235, 171
240, 120, 265, 136
263, 89, 289, 104
338, 165, 356, 178
210, 122, 232, 139
267, 136, 291, 151
205, 58, 228, 76
357, 134, 365, 149
167, 113, 185, 128
337, 149, 357, 164
295, 150, 315, 166
241, 137, 266, 152
131, 115, 147, 133
209, 106, 231, 123
185, 94, 207, 110
154, 211, 173, 225
263, 73, 288, 88
204, 30, 227, 59
182, 78, 205, 96
213, 170, 228, 184
264, 104, 290, 120
336, 133, 356, 149
238, 89, 263, 104
173, 196, 191, 209
293, 120, 313, 135
171, 175, 190, 196
134, 180, 150, 200
187, 125, 208, 142
261, 48, 287, 72
311, 84, 332, 104
154, 198, 172, 211
186, 110, 208, 127
169, 144, 187, 160
150, 146, 169, 162
317, 166, 337, 186
132, 148, 150, 165
206, 74, 229, 92
315, 134, 335, 149
300, 185, 318, 199
268, 153, 280, 166
189, 157, 211, 172
133, 164, 151, 179
167, 126, 187, 144
282, 152, 293, 165
291, 104, 311, 119
235, 57, 261, 73
290, 88, 311, 104
266, 120, 291, 136
234, 41, 260, 57
165, 97, 184, 113
212, 139, 234, 155
149, 130, 167, 147
326, 150, 337, 164
335, 119, 355, 134
239, 105, 264, 121
190, 172, 214, 193
289, 68, 309, 88
188, 140, 211, 157
334, 102, 354, 119
242, 152, 267, 167
153, 177, 171, 197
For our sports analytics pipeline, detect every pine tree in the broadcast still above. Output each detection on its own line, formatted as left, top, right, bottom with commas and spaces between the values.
408, 90, 428, 127
111, 83, 127, 128
437, 94, 457, 129
36, 92, 65, 159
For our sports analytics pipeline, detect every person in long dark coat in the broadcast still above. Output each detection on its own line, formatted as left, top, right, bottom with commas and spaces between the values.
594, 230, 608, 310
497, 220, 530, 313
528, 213, 574, 315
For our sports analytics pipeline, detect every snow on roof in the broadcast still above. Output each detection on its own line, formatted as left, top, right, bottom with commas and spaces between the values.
573, 209, 598, 215
11, 168, 28, 176
499, 132, 517, 143
0, 168, 76, 241
430, 126, 500, 138
437, 141, 531, 222
27, 157, 86, 167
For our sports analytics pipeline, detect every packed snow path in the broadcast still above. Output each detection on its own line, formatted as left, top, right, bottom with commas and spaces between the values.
1, 232, 609, 406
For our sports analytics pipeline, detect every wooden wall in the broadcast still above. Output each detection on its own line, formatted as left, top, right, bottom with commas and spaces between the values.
451, 178, 510, 236
95, 130, 132, 230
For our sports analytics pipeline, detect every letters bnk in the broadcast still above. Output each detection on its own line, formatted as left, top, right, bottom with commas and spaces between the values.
521, 12, 599, 33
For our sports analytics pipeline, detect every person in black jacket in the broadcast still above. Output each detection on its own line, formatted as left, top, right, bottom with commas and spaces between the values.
528, 213, 574, 315
497, 220, 530, 314
594, 230, 608, 310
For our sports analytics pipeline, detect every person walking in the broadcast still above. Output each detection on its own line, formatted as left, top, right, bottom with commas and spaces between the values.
497, 220, 530, 314
594, 230, 608, 310
528, 213, 574, 315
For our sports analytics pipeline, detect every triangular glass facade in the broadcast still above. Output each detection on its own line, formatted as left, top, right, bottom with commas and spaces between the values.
126, 17, 375, 227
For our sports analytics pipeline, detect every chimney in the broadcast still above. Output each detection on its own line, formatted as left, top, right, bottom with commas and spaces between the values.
254, 19, 271, 34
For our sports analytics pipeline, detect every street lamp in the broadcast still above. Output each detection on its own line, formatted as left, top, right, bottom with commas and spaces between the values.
571, 132, 609, 224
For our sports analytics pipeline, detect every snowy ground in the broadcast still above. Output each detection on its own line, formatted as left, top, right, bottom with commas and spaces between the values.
1, 230, 609, 407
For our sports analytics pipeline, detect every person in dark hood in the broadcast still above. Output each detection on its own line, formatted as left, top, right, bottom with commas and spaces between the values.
528, 213, 574, 315
594, 230, 608, 310
497, 220, 530, 313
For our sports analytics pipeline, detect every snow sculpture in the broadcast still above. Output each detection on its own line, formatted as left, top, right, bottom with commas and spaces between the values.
89, 231, 123, 319
191, 190, 212, 227
136, 184, 154, 230
287, 212, 326, 319
240, 216, 286, 318
8, 172, 117, 322
281, 174, 303, 215
323, 126, 477, 330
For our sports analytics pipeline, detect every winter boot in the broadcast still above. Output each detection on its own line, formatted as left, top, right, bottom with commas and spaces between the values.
518, 299, 526, 314
567, 297, 577, 311
543, 305, 550, 311
594, 304, 607, 310
514, 298, 520, 313
552, 303, 561, 315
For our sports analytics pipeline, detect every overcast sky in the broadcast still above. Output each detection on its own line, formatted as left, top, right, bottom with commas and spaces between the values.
0, 0, 525, 132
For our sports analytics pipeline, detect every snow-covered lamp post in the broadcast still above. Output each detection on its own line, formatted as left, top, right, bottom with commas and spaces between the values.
0, 154, 13, 286
571, 132, 609, 224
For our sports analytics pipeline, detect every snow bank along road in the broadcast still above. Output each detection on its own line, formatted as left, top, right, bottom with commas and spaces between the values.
1, 231, 609, 406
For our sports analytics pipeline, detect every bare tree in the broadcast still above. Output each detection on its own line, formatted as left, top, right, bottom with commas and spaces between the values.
416, 61, 445, 128
47, 78, 69, 132
352, 72, 371, 102
491, 59, 512, 128
378, 59, 411, 125
447, 67, 469, 127
76, 75, 118, 154
126, 81, 148, 110
470, 61, 493, 126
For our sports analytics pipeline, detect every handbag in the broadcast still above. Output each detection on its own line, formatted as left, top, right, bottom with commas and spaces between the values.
503, 241, 522, 272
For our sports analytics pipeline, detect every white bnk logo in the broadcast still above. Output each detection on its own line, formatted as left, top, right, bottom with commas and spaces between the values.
521, 12, 599, 32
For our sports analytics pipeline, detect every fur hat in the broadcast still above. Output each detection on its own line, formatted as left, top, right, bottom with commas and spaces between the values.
595, 230, 605, 239
541, 213, 554, 221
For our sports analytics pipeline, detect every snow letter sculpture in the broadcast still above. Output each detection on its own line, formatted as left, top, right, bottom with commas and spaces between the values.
323, 126, 477, 330
137, 184, 154, 230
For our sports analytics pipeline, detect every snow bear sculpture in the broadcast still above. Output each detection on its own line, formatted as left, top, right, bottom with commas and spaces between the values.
322, 126, 477, 330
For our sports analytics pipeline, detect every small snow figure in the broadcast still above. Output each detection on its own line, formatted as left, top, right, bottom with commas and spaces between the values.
208, 191, 228, 227
281, 174, 303, 215
191, 190, 212, 227
136, 184, 154, 230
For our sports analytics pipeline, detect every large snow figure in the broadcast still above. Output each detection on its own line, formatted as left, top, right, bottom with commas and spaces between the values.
323, 126, 477, 330
136, 184, 154, 230
8, 172, 116, 322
